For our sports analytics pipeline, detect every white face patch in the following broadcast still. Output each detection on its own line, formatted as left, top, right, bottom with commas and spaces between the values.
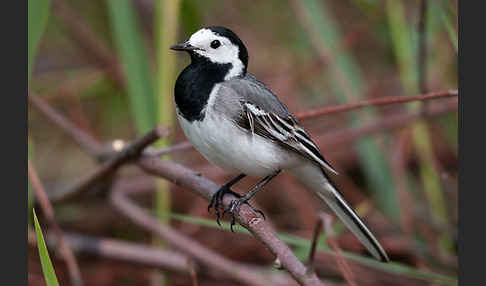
188, 28, 244, 80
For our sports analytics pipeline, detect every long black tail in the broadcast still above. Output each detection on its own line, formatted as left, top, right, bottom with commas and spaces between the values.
316, 182, 390, 262
290, 164, 390, 262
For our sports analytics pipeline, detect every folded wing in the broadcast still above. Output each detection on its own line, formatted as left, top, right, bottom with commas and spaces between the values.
237, 101, 338, 175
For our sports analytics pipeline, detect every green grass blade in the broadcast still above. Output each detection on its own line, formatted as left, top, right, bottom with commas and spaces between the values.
106, 0, 156, 134
28, 0, 51, 82
439, 112, 458, 152
297, 0, 399, 220
384, 0, 446, 214
385, 0, 453, 255
180, 0, 203, 34
159, 211, 457, 285
33, 209, 60, 286
152, 1, 181, 284
436, 2, 458, 53
385, 0, 418, 92
155, 0, 180, 131
153, 0, 181, 230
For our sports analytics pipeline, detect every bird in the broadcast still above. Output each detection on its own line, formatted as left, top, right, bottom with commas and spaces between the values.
170, 26, 390, 262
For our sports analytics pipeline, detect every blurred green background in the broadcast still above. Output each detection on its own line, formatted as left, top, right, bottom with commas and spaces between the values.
28, 0, 458, 285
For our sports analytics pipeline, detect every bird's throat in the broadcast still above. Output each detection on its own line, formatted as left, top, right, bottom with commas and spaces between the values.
175, 58, 232, 122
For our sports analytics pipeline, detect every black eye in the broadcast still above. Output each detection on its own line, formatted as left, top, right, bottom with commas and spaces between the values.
210, 40, 221, 49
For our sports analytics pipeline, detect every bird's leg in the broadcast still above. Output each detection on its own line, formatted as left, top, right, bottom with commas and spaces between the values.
224, 170, 281, 232
208, 173, 246, 226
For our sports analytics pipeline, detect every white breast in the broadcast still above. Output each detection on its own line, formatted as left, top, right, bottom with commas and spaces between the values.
177, 107, 303, 178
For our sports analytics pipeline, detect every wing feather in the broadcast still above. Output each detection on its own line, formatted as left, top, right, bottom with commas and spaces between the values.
237, 102, 338, 175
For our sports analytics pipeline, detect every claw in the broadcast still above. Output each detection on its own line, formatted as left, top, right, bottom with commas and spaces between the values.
208, 186, 241, 227
230, 214, 236, 232
208, 184, 266, 232
222, 199, 241, 232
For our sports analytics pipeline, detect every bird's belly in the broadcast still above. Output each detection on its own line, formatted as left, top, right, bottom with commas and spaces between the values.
177, 113, 302, 177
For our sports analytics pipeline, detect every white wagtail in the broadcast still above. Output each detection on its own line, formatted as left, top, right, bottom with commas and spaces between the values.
171, 26, 389, 262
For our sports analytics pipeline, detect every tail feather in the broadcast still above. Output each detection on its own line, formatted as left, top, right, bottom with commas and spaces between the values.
290, 164, 390, 262
317, 183, 390, 262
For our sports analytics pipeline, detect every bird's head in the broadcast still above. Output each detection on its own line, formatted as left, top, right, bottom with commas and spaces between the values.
171, 26, 248, 78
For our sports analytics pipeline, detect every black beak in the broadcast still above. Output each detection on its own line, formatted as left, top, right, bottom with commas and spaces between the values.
170, 42, 196, 51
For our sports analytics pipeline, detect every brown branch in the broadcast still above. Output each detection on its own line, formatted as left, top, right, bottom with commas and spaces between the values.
314, 251, 430, 286
109, 182, 293, 286
307, 214, 357, 286
28, 230, 192, 275
50, 126, 168, 203
29, 228, 340, 286
187, 259, 199, 286
51, 0, 125, 88
307, 218, 323, 275
136, 156, 324, 286
321, 213, 357, 286
318, 99, 458, 149
145, 141, 193, 157
296, 90, 457, 121
28, 93, 103, 157
390, 129, 415, 235
28, 161, 84, 286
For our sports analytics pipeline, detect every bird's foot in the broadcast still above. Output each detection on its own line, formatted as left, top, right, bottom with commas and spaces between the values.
208, 185, 241, 226
222, 198, 265, 232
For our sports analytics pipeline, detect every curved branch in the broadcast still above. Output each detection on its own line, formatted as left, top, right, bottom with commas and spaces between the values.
296, 90, 457, 121
49, 126, 167, 203
110, 180, 297, 286
137, 156, 324, 286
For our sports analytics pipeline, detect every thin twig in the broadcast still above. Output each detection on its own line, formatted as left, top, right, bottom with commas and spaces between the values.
50, 126, 168, 203
307, 218, 323, 275
321, 213, 357, 286
318, 99, 457, 149
296, 90, 457, 121
314, 251, 430, 286
29, 93, 103, 157
187, 259, 199, 286
391, 129, 415, 234
145, 141, 193, 157
28, 161, 84, 286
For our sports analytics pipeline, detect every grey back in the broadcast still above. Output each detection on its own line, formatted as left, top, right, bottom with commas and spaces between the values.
213, 73, 295, 121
